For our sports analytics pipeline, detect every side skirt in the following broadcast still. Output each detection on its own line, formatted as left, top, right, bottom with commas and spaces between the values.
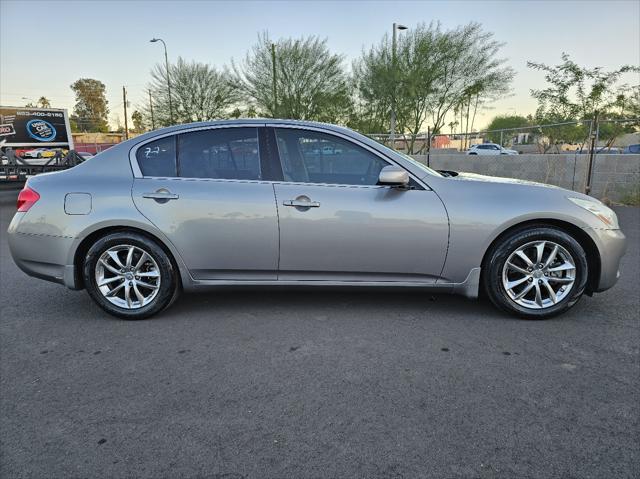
184, 267, 482, 299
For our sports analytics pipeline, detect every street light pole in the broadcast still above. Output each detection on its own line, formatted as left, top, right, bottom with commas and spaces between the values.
390, 23, 407, 149
271, 43, 278, 118
148, 89, 155, 130
150, 38, 174, 125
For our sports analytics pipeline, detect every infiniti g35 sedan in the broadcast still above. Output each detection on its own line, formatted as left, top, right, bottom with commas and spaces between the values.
8, 120, 626, 320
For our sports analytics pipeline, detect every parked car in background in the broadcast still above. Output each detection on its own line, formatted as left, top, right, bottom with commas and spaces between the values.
622, 144, 640, 154
574, 146, 623, 154
18, 148, 67, 164
8, 120, 625, 320
466, 143, 519, 155
22, 148, 47, 159
77, 151, 95, 160
40, 149, 59, 158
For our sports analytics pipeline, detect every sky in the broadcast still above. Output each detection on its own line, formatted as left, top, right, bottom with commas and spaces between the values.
1, 0, 639, 130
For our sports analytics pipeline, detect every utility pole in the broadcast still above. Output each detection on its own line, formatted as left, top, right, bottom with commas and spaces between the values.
426, 126, 431, 168
390, 23, 407, 150
122, 86, 129, 140
148, 89, 155, 130
271, 43, 278, 118
585, 110, 599, 195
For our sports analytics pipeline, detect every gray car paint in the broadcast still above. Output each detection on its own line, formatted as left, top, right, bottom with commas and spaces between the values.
132, 177, 280, 280
7, 119, 626, 301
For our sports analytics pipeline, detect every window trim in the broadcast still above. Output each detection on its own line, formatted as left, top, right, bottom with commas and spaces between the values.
268, 125, 427, 190
135, 134, 177, 178
176, 127, 262, 181
129, 123, 268, 180
129, 123, 429, 190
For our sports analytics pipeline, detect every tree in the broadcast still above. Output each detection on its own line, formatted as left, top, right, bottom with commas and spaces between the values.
144, 57, 239, 126
527, 53, 639, 151
353, 22, 513, 153
613, 85, 640, 118
69, 79, 109, 132
485, 115, 530, 144
233, 32, 351, 122
25, 96, 51, 108
131, 110, 145, 132
436, 23, 514, 150
528, 53, 639, 121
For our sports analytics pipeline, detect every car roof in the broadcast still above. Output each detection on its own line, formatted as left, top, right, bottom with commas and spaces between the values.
129, 118, 360, 144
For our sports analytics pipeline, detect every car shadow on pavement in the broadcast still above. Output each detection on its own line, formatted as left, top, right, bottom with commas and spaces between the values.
161, 286, 510, 323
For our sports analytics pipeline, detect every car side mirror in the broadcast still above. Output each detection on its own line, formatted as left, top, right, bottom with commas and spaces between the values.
378, 165, 409, 187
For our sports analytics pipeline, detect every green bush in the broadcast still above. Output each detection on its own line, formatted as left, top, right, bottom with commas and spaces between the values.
619, 184, 640, 206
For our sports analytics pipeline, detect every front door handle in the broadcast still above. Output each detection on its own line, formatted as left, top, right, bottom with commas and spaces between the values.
283, 199, 320, 208
142, 189, 179, 201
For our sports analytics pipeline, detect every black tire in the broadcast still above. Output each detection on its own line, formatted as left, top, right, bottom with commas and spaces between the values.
483, 226, 588, 319
83, 232, 179, 319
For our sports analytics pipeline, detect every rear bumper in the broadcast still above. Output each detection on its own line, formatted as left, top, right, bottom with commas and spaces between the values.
7, 213, 75, 287
587, 227, 627, 292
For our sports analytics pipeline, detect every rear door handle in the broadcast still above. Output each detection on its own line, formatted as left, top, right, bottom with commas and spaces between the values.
283, 199, 320, 208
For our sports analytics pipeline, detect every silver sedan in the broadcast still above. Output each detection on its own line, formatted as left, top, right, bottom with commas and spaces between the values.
7, 120, 626, 319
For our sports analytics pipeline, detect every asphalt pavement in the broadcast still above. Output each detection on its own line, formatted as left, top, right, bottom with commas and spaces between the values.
1, 190, 638, 479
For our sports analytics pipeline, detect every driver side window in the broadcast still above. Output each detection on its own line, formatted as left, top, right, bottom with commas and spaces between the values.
274, 128, 389, 186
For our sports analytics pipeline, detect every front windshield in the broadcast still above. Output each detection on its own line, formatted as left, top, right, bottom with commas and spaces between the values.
395, 151, 443, 177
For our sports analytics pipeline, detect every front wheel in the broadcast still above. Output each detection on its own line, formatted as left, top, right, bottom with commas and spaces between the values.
483, 227, 588, 319
83, 232, 179, 319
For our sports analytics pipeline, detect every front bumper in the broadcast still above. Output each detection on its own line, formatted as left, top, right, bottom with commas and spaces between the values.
586, 227, 627, 292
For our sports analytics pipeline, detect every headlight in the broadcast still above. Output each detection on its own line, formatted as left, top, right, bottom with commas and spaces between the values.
568, 197, 619, 228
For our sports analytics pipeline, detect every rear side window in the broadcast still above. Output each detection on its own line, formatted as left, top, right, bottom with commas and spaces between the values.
136, 136, 177, 177
177, 127, 261, 180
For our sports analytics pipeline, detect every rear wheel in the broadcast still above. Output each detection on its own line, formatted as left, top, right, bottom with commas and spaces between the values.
483, 227, 588, 319
83, 232, 179, 319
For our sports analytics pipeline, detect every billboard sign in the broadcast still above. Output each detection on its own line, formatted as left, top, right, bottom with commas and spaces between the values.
0, 107, 74, 149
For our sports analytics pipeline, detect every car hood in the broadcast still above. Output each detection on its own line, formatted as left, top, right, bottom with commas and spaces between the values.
450, 171, 562, 189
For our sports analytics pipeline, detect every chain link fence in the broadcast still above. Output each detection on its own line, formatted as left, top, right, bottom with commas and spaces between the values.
369, 118, 640, 155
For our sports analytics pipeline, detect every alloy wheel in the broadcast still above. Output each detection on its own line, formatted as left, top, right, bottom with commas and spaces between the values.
95, 245, 161, 309
501, 240, 576, 309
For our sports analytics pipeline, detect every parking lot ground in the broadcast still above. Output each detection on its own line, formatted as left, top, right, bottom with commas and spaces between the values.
1, 194, 638, 479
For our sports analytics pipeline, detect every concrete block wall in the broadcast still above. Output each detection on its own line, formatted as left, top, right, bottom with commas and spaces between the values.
410, 153, 640, 203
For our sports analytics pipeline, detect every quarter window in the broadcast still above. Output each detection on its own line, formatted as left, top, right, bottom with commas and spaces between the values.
177, 127, 260, 180
136, 136, 177, 177
275, 129, 389, 185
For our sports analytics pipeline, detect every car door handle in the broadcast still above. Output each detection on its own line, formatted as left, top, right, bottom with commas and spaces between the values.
283, 199, 320, 208
142, 191, 179, 200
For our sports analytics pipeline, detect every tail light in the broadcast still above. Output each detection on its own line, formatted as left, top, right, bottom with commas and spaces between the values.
17, 186, 40, 212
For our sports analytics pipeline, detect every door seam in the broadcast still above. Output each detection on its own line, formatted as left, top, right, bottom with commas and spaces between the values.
272, 183, 282, 278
